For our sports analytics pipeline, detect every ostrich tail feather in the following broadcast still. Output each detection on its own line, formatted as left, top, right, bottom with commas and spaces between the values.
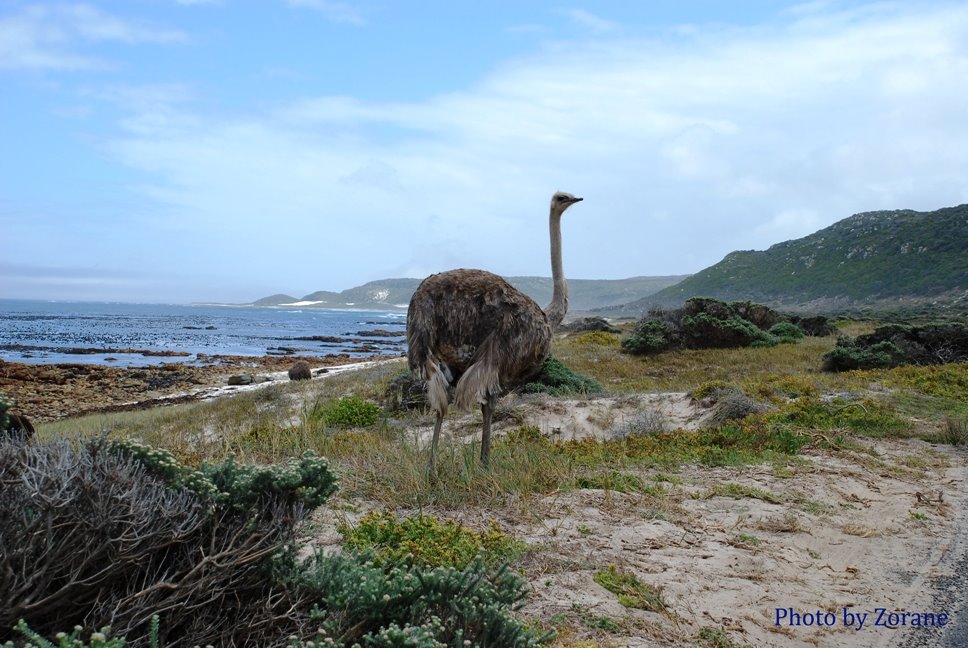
454, 340, 502, 411
424, 358, 450, 417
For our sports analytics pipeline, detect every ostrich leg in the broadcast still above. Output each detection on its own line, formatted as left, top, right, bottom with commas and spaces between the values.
428, 412, 444, 477
480, 394, 498, 468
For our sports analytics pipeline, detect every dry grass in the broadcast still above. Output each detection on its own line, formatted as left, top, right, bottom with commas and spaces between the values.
34, 331, 968, 516
557, 333, 852, 396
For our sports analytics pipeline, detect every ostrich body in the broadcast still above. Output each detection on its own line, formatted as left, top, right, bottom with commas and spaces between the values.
407, 191, 583, 472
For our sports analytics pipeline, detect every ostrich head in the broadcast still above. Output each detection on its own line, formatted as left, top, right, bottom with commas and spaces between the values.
551, 191, 583, 215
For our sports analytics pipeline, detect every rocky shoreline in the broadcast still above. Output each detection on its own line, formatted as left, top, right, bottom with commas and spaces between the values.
0, 353, 392, 423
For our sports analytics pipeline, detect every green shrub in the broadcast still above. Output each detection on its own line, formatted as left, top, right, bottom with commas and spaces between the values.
293, 554, 548, 647
313, 396, 382, 428
821, 340, 905, 372
623, 299, 798, 355
523, 355, 604, 396
682, 313, 778, 349
822, 323, 968, 372
338, 512, 525, 570
768, 321, 805, 343
622, 319, 673, 355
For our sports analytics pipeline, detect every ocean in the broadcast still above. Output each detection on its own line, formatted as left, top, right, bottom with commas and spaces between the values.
0, 300, 406, 367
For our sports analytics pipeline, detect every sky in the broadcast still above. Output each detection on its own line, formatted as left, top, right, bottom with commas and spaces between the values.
1, 1, 967, 304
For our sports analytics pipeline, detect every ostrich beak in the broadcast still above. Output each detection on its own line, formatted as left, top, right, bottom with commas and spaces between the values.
569, 196, 583, 204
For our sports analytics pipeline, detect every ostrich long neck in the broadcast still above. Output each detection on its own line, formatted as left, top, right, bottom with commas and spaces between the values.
544, 208, 567, 331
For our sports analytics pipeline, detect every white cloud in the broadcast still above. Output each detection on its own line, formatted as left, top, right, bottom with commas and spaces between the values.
46, 2, 968, 297
284, 0, 366, 25
0, 3, 185, 71
561, 8, 620, 33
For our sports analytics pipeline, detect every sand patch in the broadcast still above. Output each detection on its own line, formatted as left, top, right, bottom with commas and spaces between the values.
325, 394, 968, 648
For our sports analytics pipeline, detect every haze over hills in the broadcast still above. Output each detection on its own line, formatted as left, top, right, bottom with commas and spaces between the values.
251, 275, 688, 313
600, 204, 968, 317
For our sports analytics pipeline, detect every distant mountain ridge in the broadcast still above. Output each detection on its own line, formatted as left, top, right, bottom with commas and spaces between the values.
602, 204, 968, 316
251, 275, 688, 312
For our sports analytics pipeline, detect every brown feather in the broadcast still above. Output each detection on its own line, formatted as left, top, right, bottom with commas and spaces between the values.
407, 269, 552, 414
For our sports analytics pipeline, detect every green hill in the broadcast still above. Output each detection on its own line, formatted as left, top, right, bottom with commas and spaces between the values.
252, 275, 686, 312
251, 293, 299, 307
610, 204, 968, 315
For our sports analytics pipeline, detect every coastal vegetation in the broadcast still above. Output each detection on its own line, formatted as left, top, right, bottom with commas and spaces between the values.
4, 312, 968, 646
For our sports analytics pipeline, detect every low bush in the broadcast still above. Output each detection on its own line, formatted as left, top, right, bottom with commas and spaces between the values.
312, 395, 382, 428
621, 319, 673, 355
338, 511, 525, 570
523, 355, 604, 396
622, 298, 807, 356
769, 321, 805, 343
821, 339, 905, 372
681, 312, 777, 349
293, 555, 548, 647
822, 323, 968, 372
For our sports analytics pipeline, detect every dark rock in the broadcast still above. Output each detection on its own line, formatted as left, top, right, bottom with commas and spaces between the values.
354, 329, 406, 338
288, 361, 312, 381
227, 374, 254, 386
267, 347, 299, 356
559, 317, 620, 333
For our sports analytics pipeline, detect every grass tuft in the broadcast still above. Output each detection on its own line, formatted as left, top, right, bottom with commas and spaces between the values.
338, 511, 525, 570
593, 565, 665, 611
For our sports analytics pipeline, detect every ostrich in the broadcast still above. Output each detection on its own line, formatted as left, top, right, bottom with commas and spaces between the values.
407, 191, 583, 473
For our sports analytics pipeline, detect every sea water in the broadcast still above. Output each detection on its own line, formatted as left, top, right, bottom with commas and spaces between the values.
0, 300, 406, 367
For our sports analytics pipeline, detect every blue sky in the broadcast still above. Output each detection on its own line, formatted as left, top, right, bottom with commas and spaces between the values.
2, 1, 967, 304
